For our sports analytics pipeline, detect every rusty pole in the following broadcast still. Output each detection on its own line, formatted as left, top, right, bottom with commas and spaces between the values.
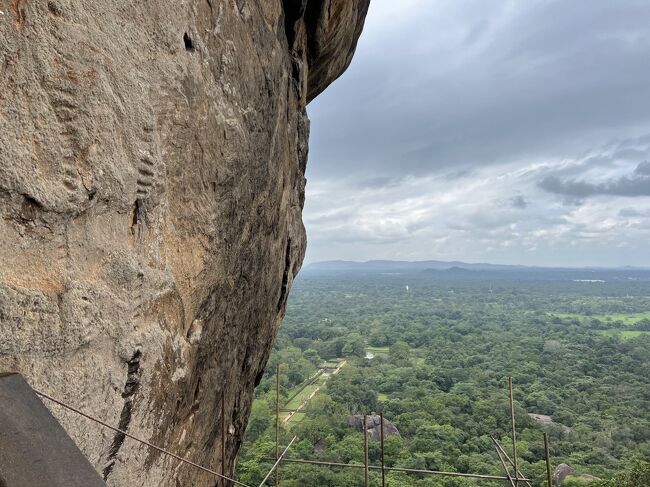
363, 415, 369, 487
544, 433, 553, 487
259, 436, 297, 487
275, 364, 280, 487
380, 413, 386, 487
508, 377, 518, 487
491, 436, 532, 487
492, 439, 516, 487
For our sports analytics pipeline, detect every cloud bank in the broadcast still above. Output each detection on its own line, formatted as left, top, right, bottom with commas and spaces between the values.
304, 0, 650, 267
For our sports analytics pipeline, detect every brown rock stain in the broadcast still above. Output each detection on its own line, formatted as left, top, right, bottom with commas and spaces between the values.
11, 0, 26, 28
3, 269, 65, 297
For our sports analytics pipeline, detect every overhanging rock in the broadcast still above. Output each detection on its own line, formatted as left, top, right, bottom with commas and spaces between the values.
0, 373, 106, 487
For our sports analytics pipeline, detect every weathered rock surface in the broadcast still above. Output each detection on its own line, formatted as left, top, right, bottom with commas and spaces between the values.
528, 412, 572, 434
554, 464, 573, 485
0, 1, 369, 485
347, 415, 401, 441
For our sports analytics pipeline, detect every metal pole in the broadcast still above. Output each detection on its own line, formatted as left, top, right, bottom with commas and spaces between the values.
544, 433, 553, 487
275, 364, 280, 487
363, 415, 369, 487
222, 389, 227, 487
380, 413, 386, 487
492, 437, 532, 487
492, 439, 516, 487
508, 377, 518, 487
259, 436, 297, 487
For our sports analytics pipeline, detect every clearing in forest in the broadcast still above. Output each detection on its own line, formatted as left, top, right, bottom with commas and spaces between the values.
283, 359, 347, 424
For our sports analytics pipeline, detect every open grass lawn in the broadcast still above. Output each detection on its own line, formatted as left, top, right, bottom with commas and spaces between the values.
285, 383, 320, 409
287, 411, 306, 424
284, 358, 347, 419
366, 346, 390, 354
285, 368, 329, 401
552, 312, 650, 325
285, 384, 302, 399
323, 358, 346, 368
601, 329, 650, 339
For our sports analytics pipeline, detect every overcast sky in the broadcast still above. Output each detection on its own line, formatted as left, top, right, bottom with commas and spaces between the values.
304, 0, 650, 267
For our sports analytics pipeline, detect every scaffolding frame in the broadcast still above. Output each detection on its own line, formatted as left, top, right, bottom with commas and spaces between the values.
269, 372, 554, 486
25, 371, 556, 486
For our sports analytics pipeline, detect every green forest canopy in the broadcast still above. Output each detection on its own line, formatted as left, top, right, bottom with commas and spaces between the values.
238, 272, 650, 486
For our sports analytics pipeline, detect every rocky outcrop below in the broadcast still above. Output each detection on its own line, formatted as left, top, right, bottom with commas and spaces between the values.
347, 415, 401, 441
528, 413, 572, 434
554, 464, 573, 485
0, 1, 369, 486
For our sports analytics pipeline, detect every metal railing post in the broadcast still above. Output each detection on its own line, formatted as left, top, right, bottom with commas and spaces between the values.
544, 433, 553, 487
363, 415, 369, 487
508, 377, 518, 487
380, 413, 386, 487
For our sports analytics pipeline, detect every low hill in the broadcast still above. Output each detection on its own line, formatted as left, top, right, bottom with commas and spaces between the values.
303, 260, 650, 281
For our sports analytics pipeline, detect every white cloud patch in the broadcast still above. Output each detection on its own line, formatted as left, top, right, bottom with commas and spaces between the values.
304, 139, 650, 266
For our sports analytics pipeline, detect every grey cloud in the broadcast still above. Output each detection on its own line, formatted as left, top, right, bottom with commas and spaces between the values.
635, 161, 650, 175
511, 196, 528, 209
539, 162, 650, 197
305, 208, 354, 225
562, 197, 585, 207
539, 175, 650, 197
356, 176, 402, 189
613, 148, 649, 161
308, 0, 650, 181
620, 133, 650, 148
302, 1, 650, 267
619, 207, 650, 217
529, 141, 650, 183
619, 208, 641, 217
445, 169, 476, 180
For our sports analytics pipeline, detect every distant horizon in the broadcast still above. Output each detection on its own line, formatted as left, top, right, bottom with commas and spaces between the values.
303, 257, 650, 270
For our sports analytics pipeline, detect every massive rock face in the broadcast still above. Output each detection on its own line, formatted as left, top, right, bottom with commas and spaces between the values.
0, 1, 369, 485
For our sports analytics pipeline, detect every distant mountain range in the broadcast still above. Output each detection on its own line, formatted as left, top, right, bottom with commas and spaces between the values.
308, 259, 548, 272
303, 260, 650, 279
